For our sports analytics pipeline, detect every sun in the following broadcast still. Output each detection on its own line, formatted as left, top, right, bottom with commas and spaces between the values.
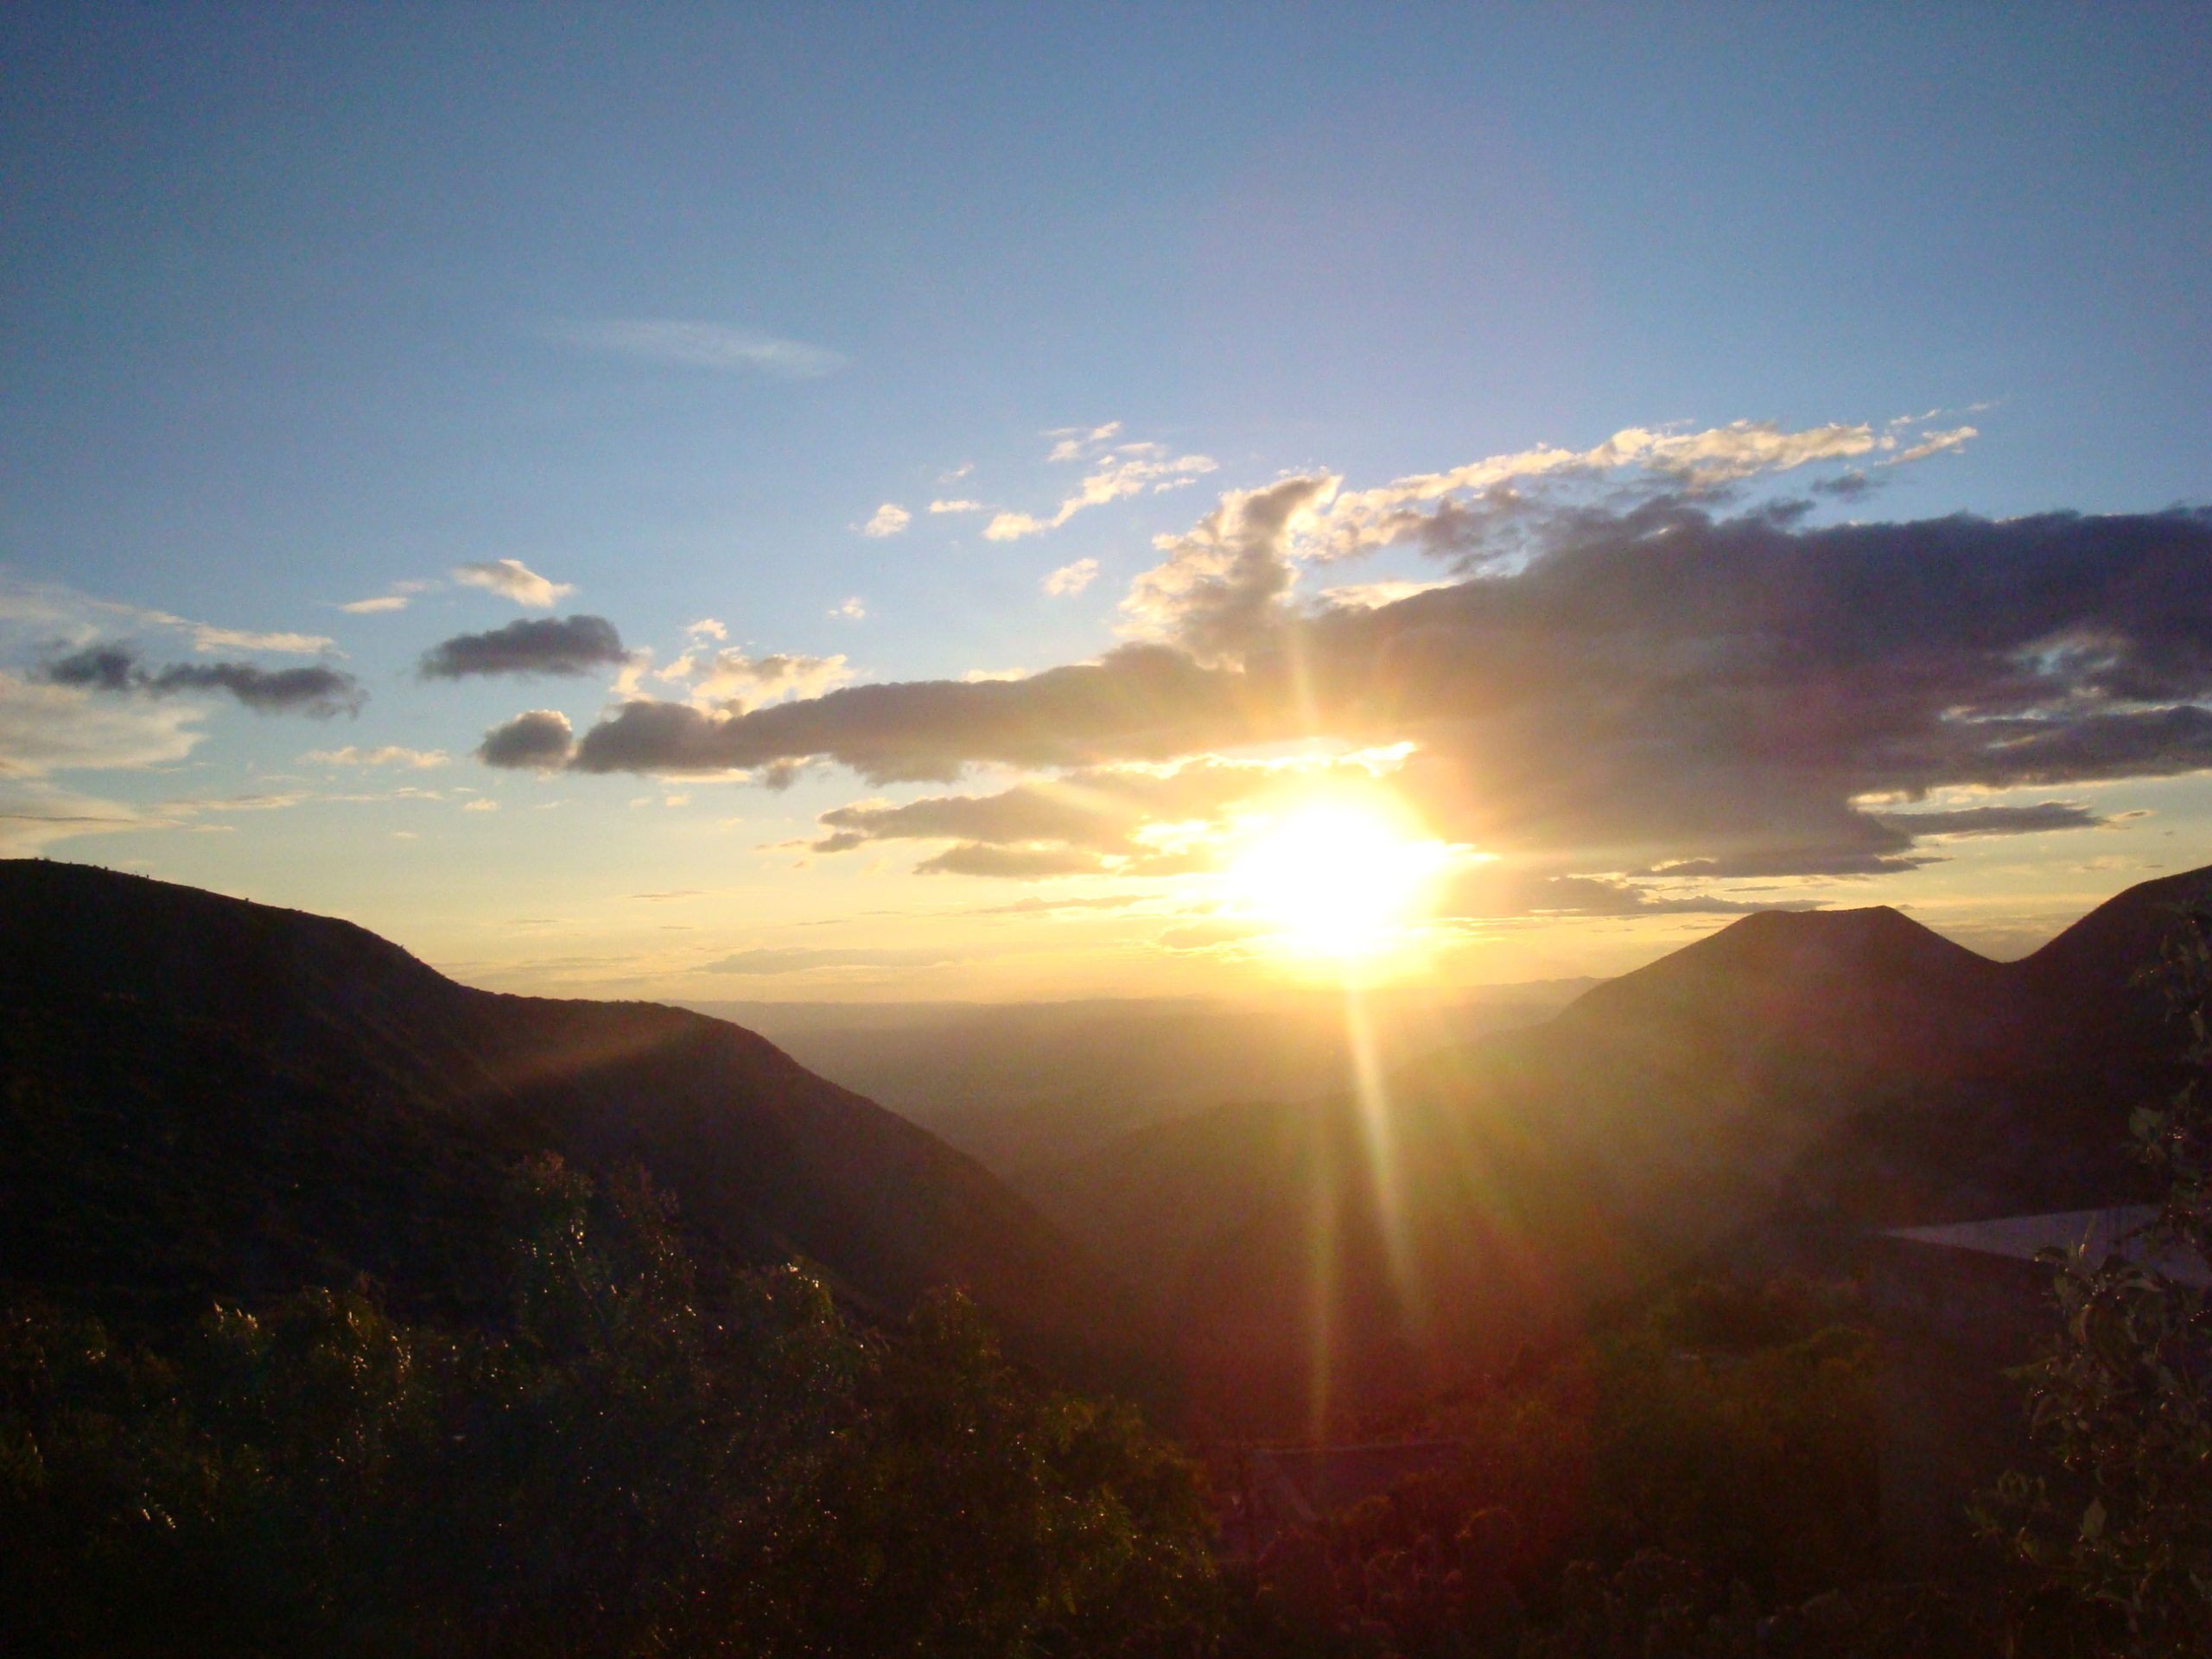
1227, 801, 1446, 959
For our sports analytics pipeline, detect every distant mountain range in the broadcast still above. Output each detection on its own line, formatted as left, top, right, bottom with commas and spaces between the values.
7, 857, 2206, 1440
0, 860, 1140, 1389
692, 982, 1594, 1175
1021, 871, 2212, 1434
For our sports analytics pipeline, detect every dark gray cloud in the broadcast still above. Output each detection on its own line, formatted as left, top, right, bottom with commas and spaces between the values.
418, 615, 627, 680
41, 644, 137, 691
1870, 800, 2107, 838
41, 643, 365, 717
568, 645, 1250, 782
1284, 502, 2212, 872
486, 504, 2212, 880
476, 709, 575, 769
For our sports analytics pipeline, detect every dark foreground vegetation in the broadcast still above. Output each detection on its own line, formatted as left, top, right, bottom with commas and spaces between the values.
6, 1140, 2203, 1657
1, 1158, 1218, 1657
8, 1096, 2206, 1656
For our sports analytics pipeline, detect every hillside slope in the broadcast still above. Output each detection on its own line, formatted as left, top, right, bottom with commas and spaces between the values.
1027, 871, 2212, 1433
0, 861, 1135, 1382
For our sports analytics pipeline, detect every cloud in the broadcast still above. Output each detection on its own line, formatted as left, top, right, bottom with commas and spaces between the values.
862, 503, 911, 537
451, 559, 575, 608
1891, 426, 1977, 465
460, 401, 2204, 885
159, 791, 306, 817
984, 430, 1218, 542
0, 575, 339, 660
339, 595, 410, 614
1309, 416, 1967, 569
808, 753, 1399, 857
804, 752, 1415, 885
0, 673, 205, 778
1868, 800, 2106, 838
546, 318, 846, 379
829, 597, 867, 620
930, 499, 984, 514
1044, 558, 1099, 596
550, 495, 2212, 880
685, 618, 728, 639
1433, 866, 1823, 919
558, 645, 1247, 782
476, 709, 575, 770
661, 649, 853, 711
1047, 422, 1122, 463
303, 745, 449, 769
41, 644, 365, 717
1318, 579, 1453, 609
1122, 475, 1333, 662
0, 781, 171, 854
147, 663, 364, 716
188, 626, 338, 654
1160, 918, 1274, 950
418, 615, 627, 680
912, 843, 1112, 878
972, 893, 1144, 914
702, 946, 963, 975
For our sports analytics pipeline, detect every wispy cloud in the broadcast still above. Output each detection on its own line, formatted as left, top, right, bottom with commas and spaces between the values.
971, 893, 1145, 915
547, 318, 846, 379
303, 745, 449, 769
985, 426, 1217, 542
1043, 558, 1099, 596
0, 673, 204, 779
337, 577, 441, 615
701, 945, 964, 975
1891, 425, 1977, 464
3, 576, 335, 658
452, 559, 575, 608
829, 596, 867, 620
930, 499, 984, 514
0, 780, 170, 855
1046, 422, 1122, 463
188, 626, 337, 654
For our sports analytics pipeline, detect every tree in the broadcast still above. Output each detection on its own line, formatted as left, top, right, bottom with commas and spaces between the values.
1986, 904, 2212, 1655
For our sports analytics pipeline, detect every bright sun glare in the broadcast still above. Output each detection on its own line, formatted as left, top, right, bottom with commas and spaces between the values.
1227, 802, 1446, 960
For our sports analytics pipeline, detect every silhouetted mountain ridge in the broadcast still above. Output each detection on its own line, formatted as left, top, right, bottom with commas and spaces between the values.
0, 860, 1137, 1386
1027, 869, 2212, 1433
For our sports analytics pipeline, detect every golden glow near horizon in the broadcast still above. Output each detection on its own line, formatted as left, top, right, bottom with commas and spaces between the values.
1226, 800, 1450, 960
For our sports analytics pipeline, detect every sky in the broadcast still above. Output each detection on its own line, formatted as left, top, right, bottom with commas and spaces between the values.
3, 3, 2210, 1002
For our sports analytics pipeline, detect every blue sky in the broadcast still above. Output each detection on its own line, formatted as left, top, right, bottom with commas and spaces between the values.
4, 4, 2209, 999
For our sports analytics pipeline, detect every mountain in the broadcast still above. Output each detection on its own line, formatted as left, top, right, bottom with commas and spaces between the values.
1025, 870, 2212, 1435
0, 861, 1138, 1384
